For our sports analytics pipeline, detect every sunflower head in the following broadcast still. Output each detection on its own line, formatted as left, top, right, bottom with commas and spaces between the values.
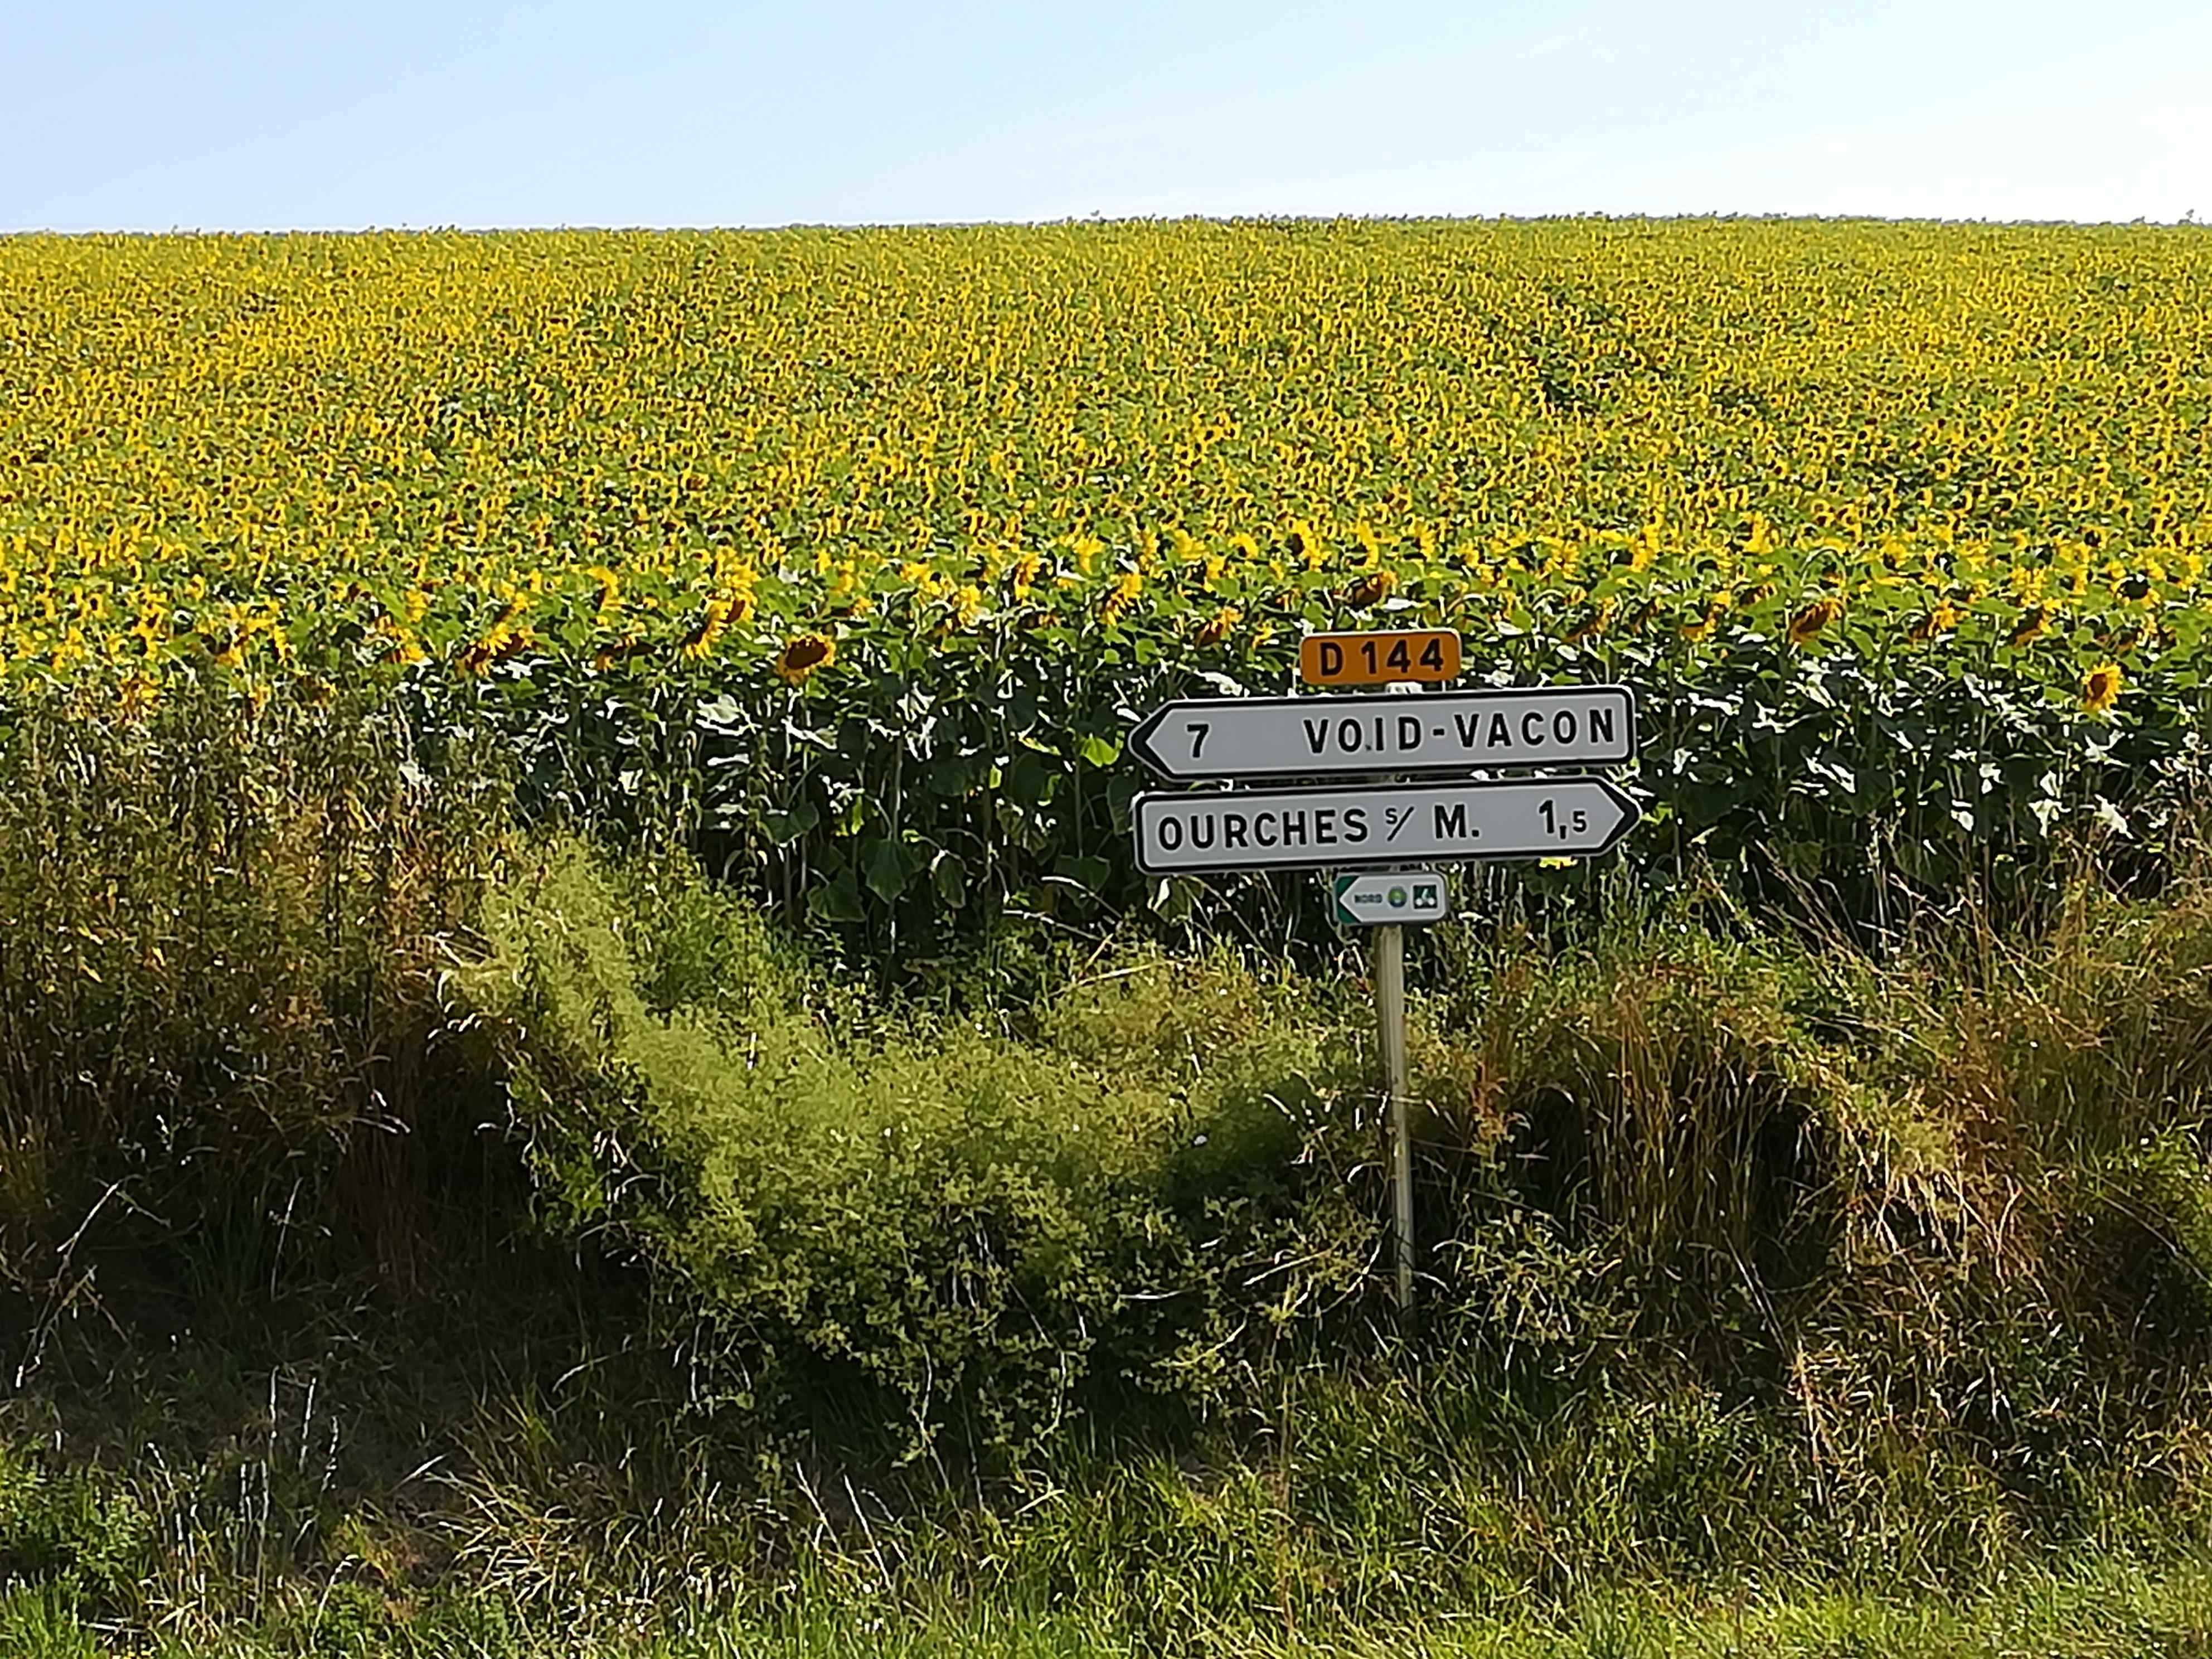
1909, 601, 1959, 644
679, 596, 735, 662
774, 632, 836, 686
1787, 597, 1841, 646
1562, 600, 1611, 645
1343, 570, 1394, 609
117, 673, 159, 717
1100, 570, 1144, 627
2082, 662, 2123, 715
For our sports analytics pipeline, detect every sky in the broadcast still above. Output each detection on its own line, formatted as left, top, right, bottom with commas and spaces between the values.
5, 0, 2210, 231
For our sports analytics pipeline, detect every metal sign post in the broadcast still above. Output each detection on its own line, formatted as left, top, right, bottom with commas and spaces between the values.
1334, 866, 1443, 1311
1375, 920, 1414, 1311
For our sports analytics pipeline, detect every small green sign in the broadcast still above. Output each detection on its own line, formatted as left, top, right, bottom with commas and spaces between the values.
1331, 870, 1449, 928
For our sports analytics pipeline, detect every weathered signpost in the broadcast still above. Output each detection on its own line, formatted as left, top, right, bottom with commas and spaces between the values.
1129, 628, 1641, 1310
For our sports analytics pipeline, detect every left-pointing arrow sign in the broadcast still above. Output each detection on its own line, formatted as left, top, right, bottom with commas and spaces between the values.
1128, 686, 1636, 782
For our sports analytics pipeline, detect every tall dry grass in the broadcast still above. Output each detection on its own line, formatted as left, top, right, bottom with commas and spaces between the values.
0, 691, 506, 1320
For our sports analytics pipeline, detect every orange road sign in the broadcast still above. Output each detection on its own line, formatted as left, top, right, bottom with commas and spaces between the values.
1300, 629, 1460, 687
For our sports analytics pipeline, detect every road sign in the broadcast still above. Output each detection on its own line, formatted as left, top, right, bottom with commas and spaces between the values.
1124, 670, 1641, 1317
1132, 777, 1638, 874
1332, 870, 1449, 928
1127, 686, 1636, 782
1301, 629, 1461, 687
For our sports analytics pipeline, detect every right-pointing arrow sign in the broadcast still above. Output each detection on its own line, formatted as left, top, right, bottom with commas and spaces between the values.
1133, 777, 1639, 875
1128, 686, 1636, 781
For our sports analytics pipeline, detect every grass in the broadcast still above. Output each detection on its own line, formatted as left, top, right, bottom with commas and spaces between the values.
9, 1559, 2212, 1656
6, 688, 2212, 1651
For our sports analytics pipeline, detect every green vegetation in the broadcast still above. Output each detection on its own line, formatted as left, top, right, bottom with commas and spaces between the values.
4, 688, 2212, 1652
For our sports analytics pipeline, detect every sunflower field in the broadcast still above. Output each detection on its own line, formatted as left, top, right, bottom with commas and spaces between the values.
4, 217, 2210, 945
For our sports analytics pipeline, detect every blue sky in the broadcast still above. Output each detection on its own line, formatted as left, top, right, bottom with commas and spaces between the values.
6, 0, 2210, 231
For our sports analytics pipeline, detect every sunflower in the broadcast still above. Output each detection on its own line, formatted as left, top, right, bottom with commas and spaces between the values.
1562, 600, 1611, 646
1194, 605, 1239, 648
586, 564, 623, 614
678, 596, 735, 662
117, 673, 159, 716
774, 632, 836, 686
1100, 570, 1143, 627
1908, 601, 1959, 643
2082, 662, 2123, 714
1343, 570, 1394, 609
1680, 600, 1724, 642
1786, 597, 1841, 646
1286, 520, 1327, 571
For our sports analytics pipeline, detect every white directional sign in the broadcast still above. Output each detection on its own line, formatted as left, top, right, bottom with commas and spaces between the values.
1127, 686, 1636, 782
1333, 870, 1450, 928
1132, 778, 1638, 875
1120, 652, 1642, 1316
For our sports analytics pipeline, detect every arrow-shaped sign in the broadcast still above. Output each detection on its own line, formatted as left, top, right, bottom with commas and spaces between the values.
1133, 778, 1638, 875
1332, 870, 1451, 927
1128, 686, 1636, 782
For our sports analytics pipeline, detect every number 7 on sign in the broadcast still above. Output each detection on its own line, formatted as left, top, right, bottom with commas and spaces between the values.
1186, 721, 1209, 760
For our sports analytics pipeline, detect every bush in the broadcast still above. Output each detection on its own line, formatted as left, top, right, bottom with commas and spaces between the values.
466, 840, 1379, 1462
461, 830, 2212, 1545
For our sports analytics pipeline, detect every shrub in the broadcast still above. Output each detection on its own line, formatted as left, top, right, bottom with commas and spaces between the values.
465, 840, 1379, 1462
